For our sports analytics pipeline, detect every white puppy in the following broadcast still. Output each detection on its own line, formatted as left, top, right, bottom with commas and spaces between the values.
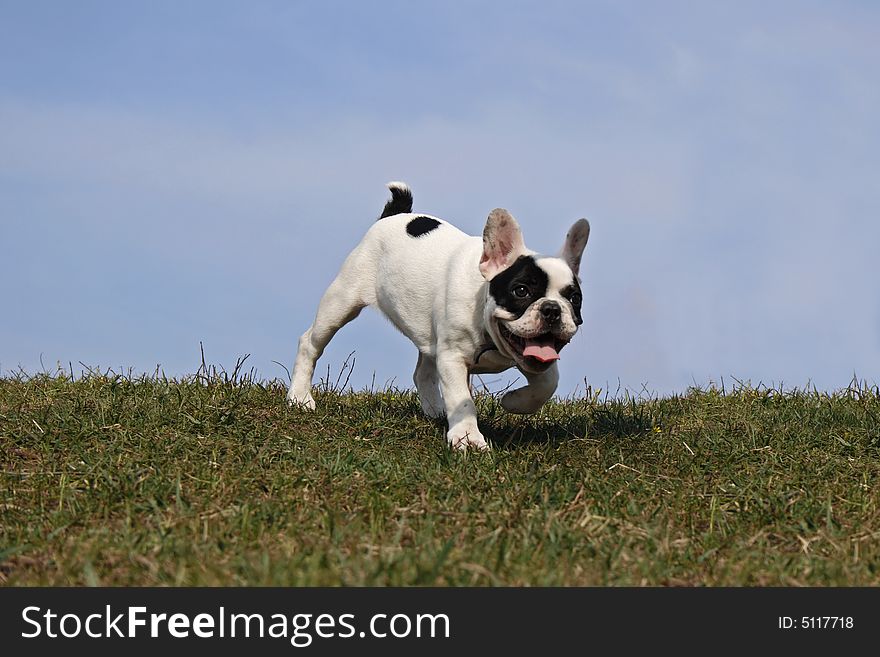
288, 182, 590, 450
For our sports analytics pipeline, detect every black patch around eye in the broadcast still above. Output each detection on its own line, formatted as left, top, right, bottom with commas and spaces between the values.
560, 283, 583, 325
489, 256, 550, 319
406, 216, 441, 237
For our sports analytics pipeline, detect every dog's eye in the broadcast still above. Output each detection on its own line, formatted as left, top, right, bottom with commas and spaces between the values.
513, 285, 530, 298
570, 293, 582, 306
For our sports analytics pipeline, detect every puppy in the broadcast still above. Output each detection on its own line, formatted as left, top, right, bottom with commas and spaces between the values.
288, 182, 590, 450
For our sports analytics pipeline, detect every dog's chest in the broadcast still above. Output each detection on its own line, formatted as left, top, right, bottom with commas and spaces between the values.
469, 344, 515, 374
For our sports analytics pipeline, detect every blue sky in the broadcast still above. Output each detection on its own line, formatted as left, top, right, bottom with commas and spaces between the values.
1, 1, 878, 396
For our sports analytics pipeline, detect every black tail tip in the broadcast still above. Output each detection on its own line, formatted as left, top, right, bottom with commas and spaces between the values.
379, 181, 413, 219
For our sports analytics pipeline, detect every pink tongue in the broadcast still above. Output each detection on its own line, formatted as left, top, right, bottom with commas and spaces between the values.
523, 338, 560, 363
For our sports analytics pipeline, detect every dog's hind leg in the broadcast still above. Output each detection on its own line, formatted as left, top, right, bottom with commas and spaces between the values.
413, 352, 444, 418
288, 255, 372, 409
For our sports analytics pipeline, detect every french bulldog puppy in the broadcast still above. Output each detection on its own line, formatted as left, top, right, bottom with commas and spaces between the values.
288, 182, 590, 450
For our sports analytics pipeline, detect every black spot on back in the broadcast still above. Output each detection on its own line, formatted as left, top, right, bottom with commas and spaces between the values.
488, 256, 550, 319
406, 216, 441, 238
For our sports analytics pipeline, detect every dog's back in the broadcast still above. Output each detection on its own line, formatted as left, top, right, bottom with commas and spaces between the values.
352, 183, 482, 352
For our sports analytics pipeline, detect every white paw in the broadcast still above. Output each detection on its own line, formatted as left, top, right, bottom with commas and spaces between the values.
446, 426, 490, 452
287, 390, 316, 411
500, 390, 545, 415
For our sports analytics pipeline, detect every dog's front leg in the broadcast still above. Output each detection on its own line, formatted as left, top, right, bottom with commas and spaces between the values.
501, 363, 559, 414
436, 355, 488, 451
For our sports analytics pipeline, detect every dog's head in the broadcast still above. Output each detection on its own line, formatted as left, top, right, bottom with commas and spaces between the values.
479, 209, 590, 374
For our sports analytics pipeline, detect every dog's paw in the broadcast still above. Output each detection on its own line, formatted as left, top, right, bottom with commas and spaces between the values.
500, 389, 546, 415
287, 390, 316, 411
446, 426, 490, 452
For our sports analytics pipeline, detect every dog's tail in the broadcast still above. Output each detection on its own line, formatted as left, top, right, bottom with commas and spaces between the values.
378, 181, 413, 219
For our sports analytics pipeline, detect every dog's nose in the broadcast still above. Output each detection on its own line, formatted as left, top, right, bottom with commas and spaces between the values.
540, 301, 561, 324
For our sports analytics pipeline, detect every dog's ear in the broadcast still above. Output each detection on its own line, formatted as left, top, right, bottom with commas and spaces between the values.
559, 218, 590, 277
480, 209, 526, 280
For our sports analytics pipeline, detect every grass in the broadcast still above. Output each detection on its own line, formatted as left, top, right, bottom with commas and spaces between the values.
1, 362, 879, 586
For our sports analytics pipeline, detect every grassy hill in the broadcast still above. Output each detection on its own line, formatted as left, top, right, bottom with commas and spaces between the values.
1, 366, 879, 586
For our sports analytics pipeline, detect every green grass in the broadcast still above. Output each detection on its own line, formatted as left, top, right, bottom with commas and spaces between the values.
1, 364, 879, 586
